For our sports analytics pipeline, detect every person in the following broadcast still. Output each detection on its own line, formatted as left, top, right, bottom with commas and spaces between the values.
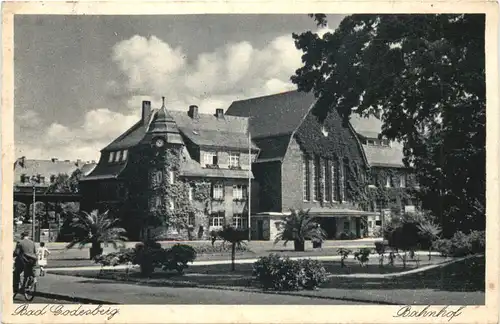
37, 242, 50, 276
13, 232, 38, 293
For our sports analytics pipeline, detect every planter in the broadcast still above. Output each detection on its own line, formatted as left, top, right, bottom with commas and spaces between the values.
89, 246, 103, 260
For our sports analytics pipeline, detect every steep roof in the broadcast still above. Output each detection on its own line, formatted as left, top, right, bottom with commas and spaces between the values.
103, 121, 146, 151
226, 90, 405, 168
170, 111, 258, 151
226, 90, 315, 138
14, 159, 89, 186
349, 115, 405, 168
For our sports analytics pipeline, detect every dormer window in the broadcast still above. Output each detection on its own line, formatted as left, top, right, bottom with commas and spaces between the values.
108, 152, 115, 163
122, 149, 128, 161
114, 151, 121, 162
228, 152, 240, 168
204, 151, 218, 167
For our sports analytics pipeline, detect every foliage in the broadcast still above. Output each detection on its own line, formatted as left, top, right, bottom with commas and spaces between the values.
211, 225, 248, 271
336, 232, 357, 240
273, 209, 326, 251
337, 248, 352, 268
252, 254, 327, 291
45, 170, 82, 194
65, 210, 128, 258
163, 244, 197, 273
14, 202, 27, 222
374, 241, 387, 255
432, 230, 485, 257
192, 242, 251, 254
353, 248, 371, 267
292, 14, 485, 237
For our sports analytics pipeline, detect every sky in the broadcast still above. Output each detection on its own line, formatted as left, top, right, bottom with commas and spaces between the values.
14, 14, 343, 162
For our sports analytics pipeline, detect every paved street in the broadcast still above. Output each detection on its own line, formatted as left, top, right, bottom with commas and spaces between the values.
37, 274, 371, 304
13, 295, 77, 304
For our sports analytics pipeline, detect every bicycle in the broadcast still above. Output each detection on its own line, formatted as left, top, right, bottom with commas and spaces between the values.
13, 267, 37, 302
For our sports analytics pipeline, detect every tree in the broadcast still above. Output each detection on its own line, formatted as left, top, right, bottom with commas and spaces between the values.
211, 225, 248, 271
274, 209, 326, 252
45, 169, 82, 194
66, 209, 128, 259
291, 14, 485, 237
418, 220, 442, 260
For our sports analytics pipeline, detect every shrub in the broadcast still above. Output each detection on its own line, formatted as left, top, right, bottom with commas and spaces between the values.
94, 249, 135, 267
163, 244, 197, 273
353, 248, 371, 267
133, 240, 165, 276
432, 231, 485, 257
191, 243, 251, 254
252, 254, 327, 291
297, 259, 328, 290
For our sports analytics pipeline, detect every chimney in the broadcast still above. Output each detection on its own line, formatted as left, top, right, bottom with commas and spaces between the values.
215, 108, 224, 119
142, 101, 151, 125
51, 158, 58, 162
188, 105, 199, 119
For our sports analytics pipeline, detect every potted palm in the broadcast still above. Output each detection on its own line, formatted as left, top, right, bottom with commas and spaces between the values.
274, 209, 326, 252
66, 209, 128, 260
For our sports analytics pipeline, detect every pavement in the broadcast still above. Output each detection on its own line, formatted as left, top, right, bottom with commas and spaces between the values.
34, 273, 370, 305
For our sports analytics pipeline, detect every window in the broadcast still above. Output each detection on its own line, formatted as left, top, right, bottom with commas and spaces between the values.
343, 221, 350, 232
20, 174, 27, 183
188, 186, 193, 201
204, 151, 218, 166
302, 154, 311, 201
381, 139, 390, 147
153, 170, 163, 184
325, 160, 331, 202
367, 139, 376, 146
114, 151, 121, 162
232, 214, 248, 229
108, 152, 115, 163
313, 156, 320, 201
188, 212, 195, 226
311, 157, 316, 201
343, 162, 348, 201
153, 196, 162, 209
322, 159, 327, 201
169, 200, 175, 211
50, 175, 56, 183
228, 152, 240, 168
122, 149, 128, 161
331, 161, 337, 202
386, 176, 392, 187
400, 174, 406, 188
368, 221, 373, 228
209, 211, 225, 227
339, 160, 345, 202
39, 176, 45, 184
375, 220, 382, 226
212, 183, 224, 199
233, 185, 247, 200
169, 171, 175, 184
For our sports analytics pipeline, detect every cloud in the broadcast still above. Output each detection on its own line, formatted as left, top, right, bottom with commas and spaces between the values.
19, 26, 331, 161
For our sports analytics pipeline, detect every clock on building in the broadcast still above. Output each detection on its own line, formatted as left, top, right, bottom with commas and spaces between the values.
154, 138, 165, 148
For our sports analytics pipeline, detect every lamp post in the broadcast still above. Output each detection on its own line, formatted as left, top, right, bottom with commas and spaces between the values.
30, 175, 40, 242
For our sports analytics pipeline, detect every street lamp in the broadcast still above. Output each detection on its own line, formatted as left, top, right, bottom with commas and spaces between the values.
29, 175, 41, 242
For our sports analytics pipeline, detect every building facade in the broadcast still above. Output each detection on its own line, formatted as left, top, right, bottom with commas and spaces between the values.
80, 98, 258, 241
226, 90, 418, 241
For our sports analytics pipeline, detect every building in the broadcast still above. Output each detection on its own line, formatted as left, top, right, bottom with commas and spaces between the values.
80, 91, 418, 242
80, 98, 258, 241
226, 90, 418, 240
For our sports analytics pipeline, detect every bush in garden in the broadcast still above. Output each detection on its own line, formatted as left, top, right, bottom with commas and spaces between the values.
162, 244, 197, 273
252, 254, 327, 291
297, 259, 328, 290
432, 230, 485, 257
191, 243, 251, 254
353, 248, 371, 267
133, 240, 165, 276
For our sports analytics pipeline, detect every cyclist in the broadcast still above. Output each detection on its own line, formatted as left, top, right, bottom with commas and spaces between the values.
13, 232, 38, 293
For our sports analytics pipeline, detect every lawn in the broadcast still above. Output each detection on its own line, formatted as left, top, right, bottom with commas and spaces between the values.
49, 255, 454, 290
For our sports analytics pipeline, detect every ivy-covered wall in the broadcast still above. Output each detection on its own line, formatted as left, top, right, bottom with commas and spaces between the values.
252, 161, 282, 212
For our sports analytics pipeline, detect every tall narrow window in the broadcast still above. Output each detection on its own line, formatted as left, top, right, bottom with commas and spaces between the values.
204, 151, 218, 166
188, 186, 193, 201
331, 161, 337, 202
313, 156, 320, 201
108, 152, 115, 163
169, 200, 175, 211
233, 185, 245, 200
302, 154, 310, 201
400, 174, 406, 188
122, 149, 128, 161
169, 171, 175, 184
386, 176, 392, 188
153, 170, 163, 184
343, 161, 349, 202
322, 159, 328, 202
339, 159, 345, 202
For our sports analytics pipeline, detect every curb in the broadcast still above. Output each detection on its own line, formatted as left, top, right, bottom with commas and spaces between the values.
27, 291, 119, 305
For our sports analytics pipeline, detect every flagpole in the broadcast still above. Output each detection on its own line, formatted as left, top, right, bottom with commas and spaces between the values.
247, 118, 252, 241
